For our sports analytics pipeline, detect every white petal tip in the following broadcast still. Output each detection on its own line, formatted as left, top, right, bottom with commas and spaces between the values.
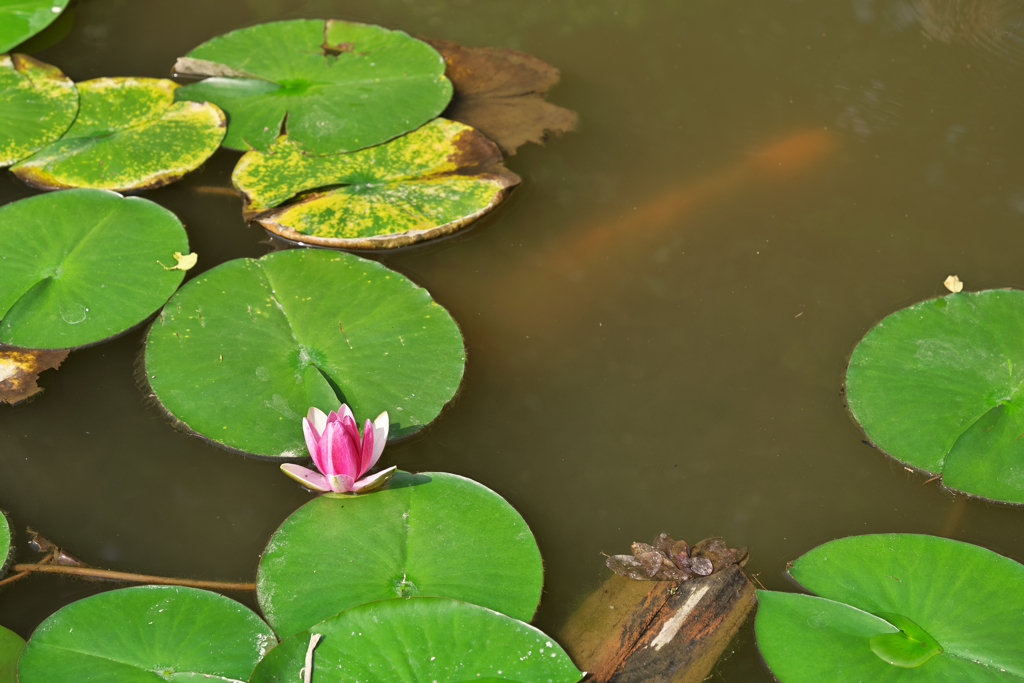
353, 466, 398, 493
280, 463, 330, 492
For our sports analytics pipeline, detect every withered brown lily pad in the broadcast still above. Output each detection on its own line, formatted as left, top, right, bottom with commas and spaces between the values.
607, 533, 748, 582
0, 345, 69, 405
234, 118, 520, 249
425, 37, 578, 155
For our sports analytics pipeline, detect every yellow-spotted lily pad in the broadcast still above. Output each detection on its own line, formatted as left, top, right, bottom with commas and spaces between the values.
11, 77, 225, 192
0, 53, 77, 167
234, 118, 520, 249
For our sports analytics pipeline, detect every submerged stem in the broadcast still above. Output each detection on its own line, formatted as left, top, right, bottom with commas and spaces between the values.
10, 563, 255, 591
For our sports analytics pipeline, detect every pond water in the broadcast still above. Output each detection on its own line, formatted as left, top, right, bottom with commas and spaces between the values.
3, 0, 1024, 679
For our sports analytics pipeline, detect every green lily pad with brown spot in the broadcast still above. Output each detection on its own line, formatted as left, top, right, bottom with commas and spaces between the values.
0, 53, 77, 167
233, 118, 520, 249
173, 19, 452, 155
11, 77, 225, 192
0, 0, 70, 54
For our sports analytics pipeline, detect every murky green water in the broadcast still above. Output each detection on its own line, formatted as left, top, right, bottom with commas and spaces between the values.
4, 0, 1024, 679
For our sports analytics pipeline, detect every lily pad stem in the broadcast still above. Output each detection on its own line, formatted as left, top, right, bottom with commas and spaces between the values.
9, 563, 256, 591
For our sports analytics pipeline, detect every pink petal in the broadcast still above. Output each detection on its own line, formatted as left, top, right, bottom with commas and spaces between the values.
306, 407, 328, 438
302, 418, 324, 469
352, 466, 397, 493
325, 420, 359, 478
326, 473, 356, 493
358, 418, 375, 476
367, 411, 389, 470
280, 464, 331, 492
340, 413, 361, 448
337, 404, 355, 424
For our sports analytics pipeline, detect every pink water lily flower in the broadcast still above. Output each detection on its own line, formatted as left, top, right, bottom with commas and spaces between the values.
280, 404, 395, 494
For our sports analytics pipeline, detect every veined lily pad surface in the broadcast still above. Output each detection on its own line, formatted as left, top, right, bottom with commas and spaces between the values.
0, 0, 69, 54
144, 249, 465, 458
11, 77, 225, 191
0, 53, 77, 167
235, 118, 521, 249
250, 597, 583, 683
173, 19, 452, 154
755, 534, 1024, 682
0, 625, 23, 683
0, 189, 190, 350
17, 585, 277, 683
257, 471, 544, 638
846, 289, 1024, 504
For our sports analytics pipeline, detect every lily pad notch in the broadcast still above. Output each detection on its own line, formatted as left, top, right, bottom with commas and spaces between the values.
845, 288, 1024, 504
144, 248, 466, 459
173, 18, 453, 154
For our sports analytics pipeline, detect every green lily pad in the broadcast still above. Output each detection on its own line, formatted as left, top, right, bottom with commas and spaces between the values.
173, 19, 452, 154
11, 77, 225, 191
0, 509, 11, 579
0, 189, 190, 350
16, 585, 276, 682
846, 289, 1024, 504
0, 625, 24, 683
235, 118, 521, 249
0, 53, 77, 167
0, 0, 69, 54
257, 471, 544, 638
755, 534, 1024, 682
250, 597, 583, 683
143, 248, 465, 458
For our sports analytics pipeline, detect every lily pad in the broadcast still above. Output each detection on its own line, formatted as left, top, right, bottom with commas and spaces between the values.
425, 37, 578, 156
16, 585, 277, 683
0, 189, 190, 350
0, 54, 77, 167
257, 471, 544, 638
12, 77, 225, 191
0, 509, 11, 579
144, 248, 465, 458
0, 0, 69, 54
754, 534, 1024, 682
846, 289, 1024, 504
0, 345, 69, 405
250, 597, 582, 683
173, 19, 452, 154
0, 625, 23, 683
234, 118, 521, 248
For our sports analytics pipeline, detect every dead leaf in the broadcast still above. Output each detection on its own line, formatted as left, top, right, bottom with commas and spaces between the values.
0, 346, 69, 405
944, 274, 964, 293
424, 37, 578, 155
159, 251, 198, 271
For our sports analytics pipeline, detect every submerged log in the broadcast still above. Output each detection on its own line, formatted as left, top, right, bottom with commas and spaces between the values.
558, 564, 756, 682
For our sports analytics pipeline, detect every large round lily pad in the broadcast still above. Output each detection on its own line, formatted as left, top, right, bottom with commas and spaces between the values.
234, 118, 521, 249
0, 53, 77, 167
173, 19, 452, 154
0, 0, 69, 54
0, 625, 23, 683
0, 189, 190, 350
755, 534, 1024, 682
250, 597, 583, 683
12, 77, 225, 191
258, 471, 544, 638
144, 248, 465, 458
846, 289, 1024, 504
17, 585, 276, 683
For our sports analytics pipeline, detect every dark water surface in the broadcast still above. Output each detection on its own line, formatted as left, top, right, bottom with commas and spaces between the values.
4, 1, 1024, 679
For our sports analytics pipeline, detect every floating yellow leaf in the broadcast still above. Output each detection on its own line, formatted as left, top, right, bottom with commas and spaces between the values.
160, 251, 198, 271
944, 275, 964, 293
0, 345, 69, 405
